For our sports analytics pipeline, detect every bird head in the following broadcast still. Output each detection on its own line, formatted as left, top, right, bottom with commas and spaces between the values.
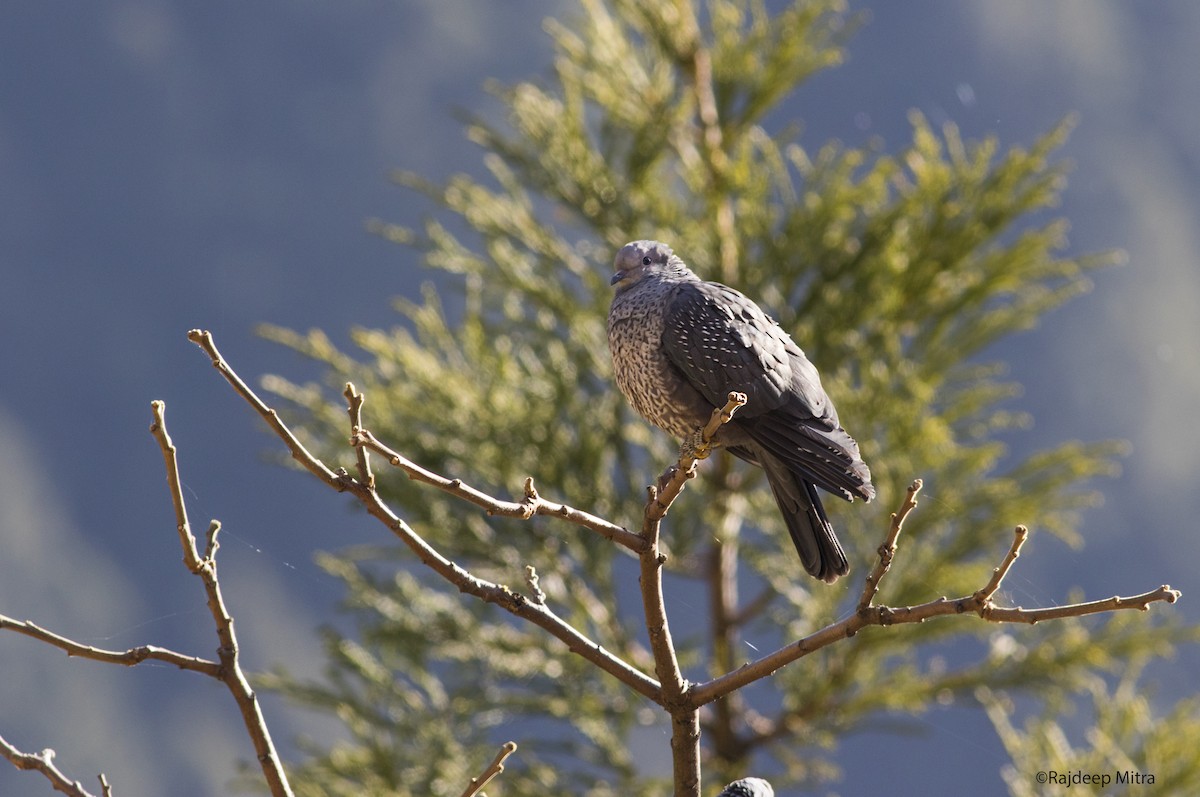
610, 240, 689, 292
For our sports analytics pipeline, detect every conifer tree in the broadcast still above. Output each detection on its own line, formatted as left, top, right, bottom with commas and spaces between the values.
258, 1, 1189, 794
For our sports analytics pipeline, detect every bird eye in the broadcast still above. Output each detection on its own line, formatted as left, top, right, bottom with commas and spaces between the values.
642, 256, 652, 265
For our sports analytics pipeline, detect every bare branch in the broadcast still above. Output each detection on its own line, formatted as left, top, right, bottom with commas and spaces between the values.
692, 580, 1179, 707
1, 404, 294, 796
357, 478, 661, 699
459, 741, 517, 797
187, 329, 342, 489
974, 525, 1028, 604
638, 480, 684, 700
187, 327, 1179, 796
689, 492, 1180, 708
190, 330, 661, 703
640, 393, 747, 700
699, 393, 748, 446
149, 401, 294, 797
344, 382, 375, 490
203, 520, 221, 563
647, 392, 747, 523
0, 614, 219, 675
150, 398, 202, 572
524, 566, 547, 606
640, 392, 746, 797
856, 479, 923, 612
0, 735, 98, 797
352, 429, 643, 552
668, 710, 702, 797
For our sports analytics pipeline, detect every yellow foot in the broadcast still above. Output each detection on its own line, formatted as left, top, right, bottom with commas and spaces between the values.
680, 427, 714, 462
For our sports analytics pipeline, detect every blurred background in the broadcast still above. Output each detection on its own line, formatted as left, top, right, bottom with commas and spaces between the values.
1, 2, 1197, 795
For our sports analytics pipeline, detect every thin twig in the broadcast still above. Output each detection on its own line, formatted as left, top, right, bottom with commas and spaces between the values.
641, 391, 745, 797
0, 735, 99, 797
0, 405, 294, 796
978, 587, 1177, 623
186, 328, 1180, 796
693, 582, 1179, 708
149, 401, 294, 797
458, 741, 517, 797
344, 382, 375, 490
352, 430, 643, 552
524, 566, 547, 605
856, 479, 922, 612
188, 330, 342, 489
189, 330, 660, 703
151, 398, 202, 571
354, 476, 661, 700
689, 492, 1179, 708
203, 520, 222, 563
640, 392, 747, 699
0, 615, 219, 675
275, 328, 633, 553
974, 525, 1028, 604
647, 392, 747, 523
639, 479, 683, 700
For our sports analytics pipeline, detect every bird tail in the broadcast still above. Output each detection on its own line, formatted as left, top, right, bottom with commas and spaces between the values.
761, 454, 849, 583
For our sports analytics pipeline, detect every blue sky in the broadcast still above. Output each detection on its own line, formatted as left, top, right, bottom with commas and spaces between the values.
2, 2, 1198, 795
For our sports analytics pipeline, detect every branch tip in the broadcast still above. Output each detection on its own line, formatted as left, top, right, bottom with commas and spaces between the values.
344, 383, 374, 488
524, 566, 547, 605
459, 741, 519, 797
975, 524, 1030, 604
857, 476, 923, 611
0, 737, 105, 797
204, 520, 222, 561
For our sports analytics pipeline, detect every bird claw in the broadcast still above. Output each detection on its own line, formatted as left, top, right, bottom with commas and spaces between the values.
656, 466, 679, 494
680, 427, 713, 462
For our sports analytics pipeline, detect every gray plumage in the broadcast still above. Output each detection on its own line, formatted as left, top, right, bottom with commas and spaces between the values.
716, 778, 775, 797
607, 240, 874, 583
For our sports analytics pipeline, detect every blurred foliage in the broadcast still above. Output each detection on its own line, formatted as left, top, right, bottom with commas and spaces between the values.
256, 0, 1189, 794
981, 647, 1200, 797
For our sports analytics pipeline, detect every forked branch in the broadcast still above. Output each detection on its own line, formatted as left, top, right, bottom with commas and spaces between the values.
640, 391, 748, 694
689, 489, 1179, 707
0, 737, 102, 797
0, 402, 293, 797
5, 326, 1177, 797
0, 616, 219, 675
350, 424, 642, 551
639, 392, 746, 797
149, 401, 294, 797
189, 330, 660, 703
184, 330, 1178, 797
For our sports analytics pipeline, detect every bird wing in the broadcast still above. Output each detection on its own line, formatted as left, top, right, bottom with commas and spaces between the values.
662, 280, 873, 502
661, 280, 826, 418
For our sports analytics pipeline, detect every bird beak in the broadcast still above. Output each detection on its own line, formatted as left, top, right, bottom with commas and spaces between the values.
610, 270, 626, 286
